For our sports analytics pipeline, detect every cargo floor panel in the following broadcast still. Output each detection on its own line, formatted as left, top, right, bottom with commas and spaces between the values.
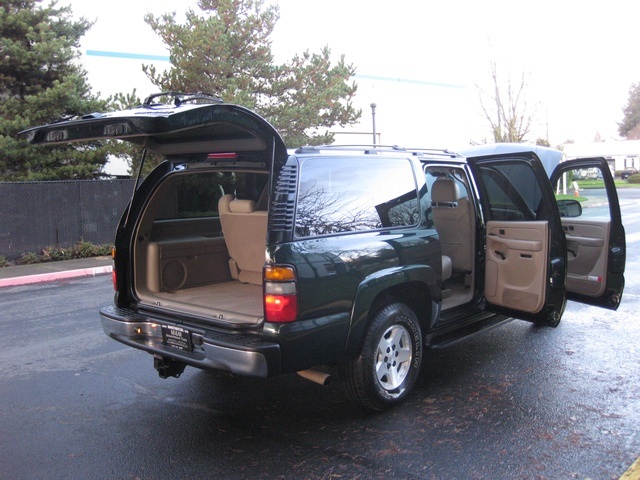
137, 281, 264, 325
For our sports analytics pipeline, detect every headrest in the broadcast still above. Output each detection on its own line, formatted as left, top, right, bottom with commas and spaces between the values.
229, 199, 258, 213
431, 179, 460, 204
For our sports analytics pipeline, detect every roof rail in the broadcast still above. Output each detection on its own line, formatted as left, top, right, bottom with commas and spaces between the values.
293, 144, 412, 155
404, 147, 459, 158
293, 144, 459, 158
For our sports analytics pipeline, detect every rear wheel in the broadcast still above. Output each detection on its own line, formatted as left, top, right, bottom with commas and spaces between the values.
344, 303, 422, 412
533, 299, 566, 328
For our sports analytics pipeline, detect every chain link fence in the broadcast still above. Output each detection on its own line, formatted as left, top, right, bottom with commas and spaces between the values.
0, 179, 135, 260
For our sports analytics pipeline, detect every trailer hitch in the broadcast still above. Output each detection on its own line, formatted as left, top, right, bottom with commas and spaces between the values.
154, 355, 187, 379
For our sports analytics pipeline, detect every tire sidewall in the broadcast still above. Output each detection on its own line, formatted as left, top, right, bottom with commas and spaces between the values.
361, 303, 422, 409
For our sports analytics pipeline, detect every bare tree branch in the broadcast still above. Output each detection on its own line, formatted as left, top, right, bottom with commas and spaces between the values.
475, 60, 537, 143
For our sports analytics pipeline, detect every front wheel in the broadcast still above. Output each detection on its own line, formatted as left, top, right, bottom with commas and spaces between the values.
343, 303, 422, 412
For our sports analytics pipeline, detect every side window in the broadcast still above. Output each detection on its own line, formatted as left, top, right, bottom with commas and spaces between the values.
475, 161, 545, 221
295, 157, 418, 237
553, 167, 611, 220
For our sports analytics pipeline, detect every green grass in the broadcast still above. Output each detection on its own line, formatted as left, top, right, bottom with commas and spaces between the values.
2, 241, 113, 268
556, 193, 587, 202
576, 179, 637, 189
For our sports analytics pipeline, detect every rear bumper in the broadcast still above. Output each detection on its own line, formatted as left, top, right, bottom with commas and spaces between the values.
99, 305, 281, 377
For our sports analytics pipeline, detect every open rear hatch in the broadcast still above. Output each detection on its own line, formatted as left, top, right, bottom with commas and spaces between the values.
20, 92, 287, 159
21, 93, 288, 327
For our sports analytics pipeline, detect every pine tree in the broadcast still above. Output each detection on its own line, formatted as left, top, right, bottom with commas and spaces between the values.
618, 82, 640, 139
0, 0, 110, 180
143, 0, 361, 147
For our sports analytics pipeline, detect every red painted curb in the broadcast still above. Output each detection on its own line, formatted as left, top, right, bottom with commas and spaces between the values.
0, 265, 112, 288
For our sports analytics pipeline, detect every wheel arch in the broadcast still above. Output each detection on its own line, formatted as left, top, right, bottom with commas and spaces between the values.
344, 265, 438, 357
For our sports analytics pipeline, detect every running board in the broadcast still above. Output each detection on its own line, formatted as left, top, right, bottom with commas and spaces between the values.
426, 313, 512, 349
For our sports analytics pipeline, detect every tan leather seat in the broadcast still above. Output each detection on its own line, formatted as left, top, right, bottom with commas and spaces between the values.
431, 179, 474, 274
218, 194, 268, 284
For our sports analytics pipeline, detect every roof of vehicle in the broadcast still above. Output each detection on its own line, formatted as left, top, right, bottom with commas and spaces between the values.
458, 143, 564, 177
290, 143, 565, 175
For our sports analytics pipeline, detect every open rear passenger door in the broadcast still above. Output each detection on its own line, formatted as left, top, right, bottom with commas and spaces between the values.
468, 152, 568, 327
550, 158, 625, 309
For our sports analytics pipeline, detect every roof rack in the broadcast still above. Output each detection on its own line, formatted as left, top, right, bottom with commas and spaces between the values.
295, 144, 407, 154
293, 144, 458, 158
404, 147, 459, 158
142, 91, 224, 107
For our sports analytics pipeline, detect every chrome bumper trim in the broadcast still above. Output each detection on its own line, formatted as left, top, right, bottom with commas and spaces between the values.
100, 313, 270, 377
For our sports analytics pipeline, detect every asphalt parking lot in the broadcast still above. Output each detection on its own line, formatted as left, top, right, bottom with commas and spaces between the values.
1, 191, 639, 479
1, 266, 639, 479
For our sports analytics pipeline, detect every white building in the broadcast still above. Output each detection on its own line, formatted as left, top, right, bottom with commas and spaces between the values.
562, 141, 640, 174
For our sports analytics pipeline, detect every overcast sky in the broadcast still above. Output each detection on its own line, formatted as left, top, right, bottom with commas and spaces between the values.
66, 0, 640, 150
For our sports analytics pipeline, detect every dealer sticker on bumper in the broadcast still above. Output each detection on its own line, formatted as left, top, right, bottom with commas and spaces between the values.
162, 325, 192, 351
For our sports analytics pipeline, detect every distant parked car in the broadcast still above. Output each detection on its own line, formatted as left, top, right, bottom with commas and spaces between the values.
576, 168, 600, 180
621, 168, 638, 180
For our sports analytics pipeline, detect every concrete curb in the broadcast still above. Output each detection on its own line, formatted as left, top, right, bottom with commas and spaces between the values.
0, 265, 112, 288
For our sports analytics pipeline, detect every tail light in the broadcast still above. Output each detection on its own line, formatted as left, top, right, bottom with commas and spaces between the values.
264, 265, 298, 322
111, 246, 118, 291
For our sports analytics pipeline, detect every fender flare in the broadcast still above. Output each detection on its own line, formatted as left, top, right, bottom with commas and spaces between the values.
344, 264, 439, 356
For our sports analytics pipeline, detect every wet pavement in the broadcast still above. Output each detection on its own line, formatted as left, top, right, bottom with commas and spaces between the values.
1, 262, 639, 479
0, 189, 639, 479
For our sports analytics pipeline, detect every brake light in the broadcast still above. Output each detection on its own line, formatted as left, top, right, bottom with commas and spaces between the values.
264, 294, 297, 322
264, 266, 297, 322
207, 152, 238, 159
111, 246, 117, 291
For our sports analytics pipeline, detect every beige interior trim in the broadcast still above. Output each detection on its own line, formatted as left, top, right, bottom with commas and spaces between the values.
485, 220, 548, 313
563, 218, 610, 298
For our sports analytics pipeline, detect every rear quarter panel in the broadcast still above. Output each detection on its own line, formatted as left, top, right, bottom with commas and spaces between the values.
266, 228, 440, 369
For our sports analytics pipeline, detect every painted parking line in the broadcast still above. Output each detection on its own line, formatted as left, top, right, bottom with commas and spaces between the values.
0, 265, 112, 288
620, 457, 640, 480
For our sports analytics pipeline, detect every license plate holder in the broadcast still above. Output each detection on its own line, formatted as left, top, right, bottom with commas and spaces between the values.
162, 325, 192, 351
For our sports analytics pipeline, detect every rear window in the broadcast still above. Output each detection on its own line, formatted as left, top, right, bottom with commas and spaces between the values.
154, 171, 268, 220
295, 157, 419, 237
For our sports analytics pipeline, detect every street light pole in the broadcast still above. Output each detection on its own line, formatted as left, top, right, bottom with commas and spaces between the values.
370, 103, 377, 145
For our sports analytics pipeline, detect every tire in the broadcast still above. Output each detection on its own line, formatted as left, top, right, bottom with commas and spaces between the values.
343, 302, 422, 412
533, 312, 562, 328
533, 299, 566, 328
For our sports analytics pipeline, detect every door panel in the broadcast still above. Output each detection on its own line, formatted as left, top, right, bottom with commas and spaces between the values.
563, 219, 610, 297
468, 152, 566, 325
550, 157, 625, 309
486, 221, 548, 313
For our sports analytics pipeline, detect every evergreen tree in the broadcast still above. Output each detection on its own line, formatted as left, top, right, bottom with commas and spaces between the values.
0, 0, 110, 180
143, 0, 360, 147
618, 82, 640, 139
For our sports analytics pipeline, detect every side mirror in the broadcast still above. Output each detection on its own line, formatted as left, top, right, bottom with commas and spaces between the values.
557, 199, 582, 218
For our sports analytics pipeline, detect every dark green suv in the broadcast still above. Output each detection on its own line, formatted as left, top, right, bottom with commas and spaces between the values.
21, 94, 626, 411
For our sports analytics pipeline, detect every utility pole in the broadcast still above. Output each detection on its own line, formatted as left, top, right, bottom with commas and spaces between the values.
370, 103, 377, 145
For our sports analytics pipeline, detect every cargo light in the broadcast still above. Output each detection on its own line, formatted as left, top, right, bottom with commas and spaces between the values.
207, 152, 238, 159
46, 130, 68, 142
264, 266, 297, 322
103, 123, 130, 136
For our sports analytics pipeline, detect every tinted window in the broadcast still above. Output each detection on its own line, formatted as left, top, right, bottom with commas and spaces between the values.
295, 157, 418, 237
154, 171, 268, 220
476, 161, 544, 221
